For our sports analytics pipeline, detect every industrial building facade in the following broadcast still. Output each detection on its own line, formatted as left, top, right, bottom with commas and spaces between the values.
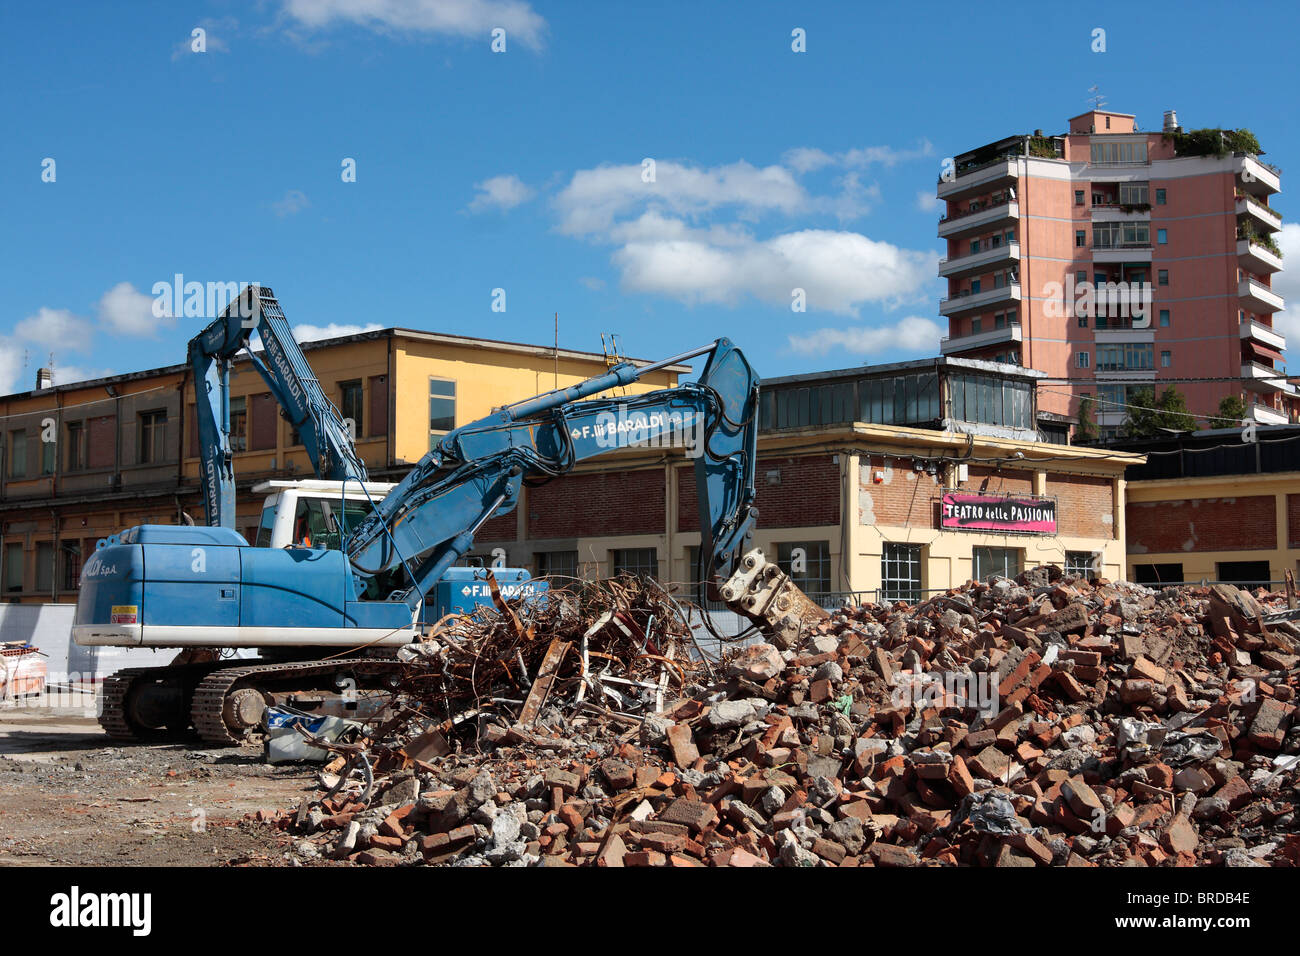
0, 329, 683, 602
937, 107, 1289, 435
1121, 426, 1300, 588
1, 334, 1138, 606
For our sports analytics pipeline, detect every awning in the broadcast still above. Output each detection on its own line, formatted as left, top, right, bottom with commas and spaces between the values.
1247, 342, 1286, 364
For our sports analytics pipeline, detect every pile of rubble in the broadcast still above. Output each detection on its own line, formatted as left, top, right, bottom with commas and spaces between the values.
257, 568, 1300, 867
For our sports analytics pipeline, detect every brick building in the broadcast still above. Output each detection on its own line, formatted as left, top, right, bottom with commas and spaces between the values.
1, 331, 1140, 606
937, 107, 1289, 436
472, 357, 1141, 603
1120, 425, 1300, 587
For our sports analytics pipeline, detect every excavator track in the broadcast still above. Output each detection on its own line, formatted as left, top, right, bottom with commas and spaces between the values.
98, 667, 155, 739
190, 657, 402, 745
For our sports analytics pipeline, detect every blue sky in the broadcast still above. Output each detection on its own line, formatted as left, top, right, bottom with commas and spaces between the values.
3, 0, 1298, 394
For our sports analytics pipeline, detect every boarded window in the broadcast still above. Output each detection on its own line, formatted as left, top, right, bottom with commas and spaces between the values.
87, 415, 116, 469
249, 393, 277, 450
369, 374, 389, 438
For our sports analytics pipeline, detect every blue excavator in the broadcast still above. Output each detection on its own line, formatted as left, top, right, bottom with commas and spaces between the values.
73, 294, 818, 743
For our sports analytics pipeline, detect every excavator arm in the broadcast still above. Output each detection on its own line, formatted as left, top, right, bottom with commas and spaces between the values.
344, 339, 761, 611
189, 285, 368, 527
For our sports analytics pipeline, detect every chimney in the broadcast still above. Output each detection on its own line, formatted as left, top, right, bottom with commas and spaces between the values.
1163, 109, 1179, 133
35, 367, 53, 390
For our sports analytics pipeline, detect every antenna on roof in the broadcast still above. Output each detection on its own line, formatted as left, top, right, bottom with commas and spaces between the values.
1088, 84, 1107, 110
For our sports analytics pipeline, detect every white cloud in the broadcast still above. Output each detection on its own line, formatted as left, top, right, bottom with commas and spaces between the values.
787, 315, 945, 357
468, 173, 534, 212
550, 150, 937, 315
281, 0, 547, 50
51, 364, 114, 387
915, 191, 943, 213
13, 307, 93, 346
291, 322, 383, 342
272, 189, 311, 217
98, 282, 167, 336
554, 160, 807, 237
1271, 224, 1300, 350
783, 141, 934, 174
613, 224, 935, 316
578, 276, 605, 291
0, 338, 24, 396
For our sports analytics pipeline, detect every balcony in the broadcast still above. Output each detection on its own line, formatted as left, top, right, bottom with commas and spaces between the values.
1236, 195, 1283, 233
1091, 204, 1151, 222
1237, 156, 1281, 197
1240, 319, 1287, 352
937, 200, 1018, 239
1092, 242, 1153, 264
938, 241, 1020, 279
936, 158, 1019, 201
1242, 362, 1296, 395
1240, 276, 1284, 314
939, 283, 1021, 317
1250, 403, 1290, 426
940, 321, 1023, 355
1237, 237, 1283, 274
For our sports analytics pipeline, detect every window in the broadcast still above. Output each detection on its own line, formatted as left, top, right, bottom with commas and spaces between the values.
1090, 140, 1148, 165
1074, 189, 1085, 205
339, 380, 363, 440
1157, 228, 1168, 244
41, 434, 55, 475
1161, 350, 1171, 368
229, 396, 248, 452
65, 421, 86, 471
1155, 188, 1166, 205
138, 410, 167, 464
1093, 221, 1150, 248
1118, 181, 1149, 206
881, 543, 922, 603
35, 541, 54, 595
1075, 271, 1087, 284
970, 239, 980, 254
7, 430, 26, 478
1096, 342, 1153, 372
1076, 351, 1090, 369
61, 541, 82, 591
612, 548, 658, 579
1160, 309, 1171, 328
1216, 561, 1271, 589
1005, 230, 1016, 244
1158, 269, 1169, 286
3, 542, 22, 592
777, 541, 831, 598
948, 374, 1033, 429
535, 550, 579, 579
1065, 551, 1099, 578
290, 497, 374, 551
971, 279, 981, 294
1075, 230, 1086, 248
429, 379, 456, 448
973, 547, 1022, 581
1133, 563, 1182, 586
989, 234, 1001, 249
255, 504, 277, 548
971, 318, 982, 334
1078, 314, 1089, 328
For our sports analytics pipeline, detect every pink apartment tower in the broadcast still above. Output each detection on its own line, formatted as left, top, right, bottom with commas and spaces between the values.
936, 108, 1288, 437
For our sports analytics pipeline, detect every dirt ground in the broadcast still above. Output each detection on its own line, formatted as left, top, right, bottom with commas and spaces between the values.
0, 695, 311, 866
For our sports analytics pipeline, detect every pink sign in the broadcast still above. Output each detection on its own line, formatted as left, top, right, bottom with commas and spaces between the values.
940, 492, 1057, 534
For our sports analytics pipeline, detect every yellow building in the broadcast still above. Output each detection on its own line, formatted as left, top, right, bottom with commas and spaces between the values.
0, 328, 682, 602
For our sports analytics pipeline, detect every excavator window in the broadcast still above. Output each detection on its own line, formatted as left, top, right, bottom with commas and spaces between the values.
291, 497, 374, 551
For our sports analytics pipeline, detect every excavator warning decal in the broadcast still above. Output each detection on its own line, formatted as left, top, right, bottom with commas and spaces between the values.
110, 605, 139, 625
